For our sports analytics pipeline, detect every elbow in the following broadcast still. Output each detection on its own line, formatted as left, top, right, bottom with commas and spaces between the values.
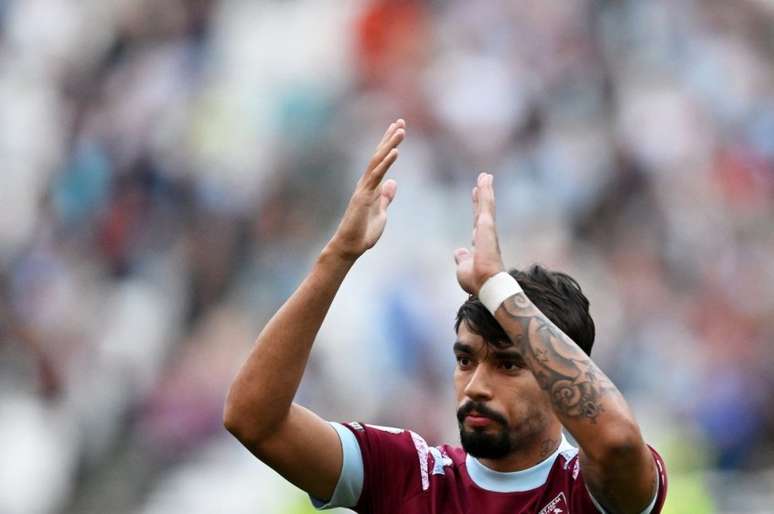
222, 395, 242, 437
222, 391, 257, 445
222, 400, 240, 436
222, 390, 278, 448
586, 421, 645, 466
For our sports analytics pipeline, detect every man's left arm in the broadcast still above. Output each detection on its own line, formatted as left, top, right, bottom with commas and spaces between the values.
493, 294, 657, 514
454, 173, 658, 514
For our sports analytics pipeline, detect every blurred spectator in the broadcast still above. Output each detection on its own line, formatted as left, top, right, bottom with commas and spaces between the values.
1, 1, 774, 513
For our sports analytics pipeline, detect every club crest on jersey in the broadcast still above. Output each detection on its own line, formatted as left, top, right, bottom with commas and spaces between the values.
538, 492, 568, 514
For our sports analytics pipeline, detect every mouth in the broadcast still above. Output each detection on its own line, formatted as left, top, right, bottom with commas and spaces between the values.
464, 412, 495, 428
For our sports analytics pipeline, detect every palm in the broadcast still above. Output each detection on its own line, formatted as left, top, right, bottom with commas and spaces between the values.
364, 199, 388, 248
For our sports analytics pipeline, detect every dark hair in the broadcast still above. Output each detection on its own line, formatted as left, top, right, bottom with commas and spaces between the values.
454, 265, 595, 355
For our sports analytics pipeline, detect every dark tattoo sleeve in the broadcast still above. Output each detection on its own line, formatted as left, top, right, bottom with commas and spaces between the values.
500, 293, 618, 423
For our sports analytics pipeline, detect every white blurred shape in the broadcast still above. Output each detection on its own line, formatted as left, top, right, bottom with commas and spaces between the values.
428, 51, 526, 159
617, 82, 712, 173
0, 78, 64, 258
0, 394, 76, 514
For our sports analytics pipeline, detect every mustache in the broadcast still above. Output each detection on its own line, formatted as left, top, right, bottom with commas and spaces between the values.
456, 401, 508, 426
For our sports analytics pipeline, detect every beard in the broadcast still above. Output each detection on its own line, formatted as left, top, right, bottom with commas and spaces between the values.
460, 424, 512, 459
457, 401, 546, 459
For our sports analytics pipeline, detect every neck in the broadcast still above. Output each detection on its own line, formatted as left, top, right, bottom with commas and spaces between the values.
477, 429, 563, 472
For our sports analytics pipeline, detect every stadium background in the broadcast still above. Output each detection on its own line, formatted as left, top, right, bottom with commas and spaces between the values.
1, 0, 773, 512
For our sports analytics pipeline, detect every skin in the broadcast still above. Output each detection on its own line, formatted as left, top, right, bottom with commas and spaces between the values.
224, 124, 658, 514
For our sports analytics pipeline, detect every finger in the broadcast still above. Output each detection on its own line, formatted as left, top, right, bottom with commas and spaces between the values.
371, 128, 405, 170
472, 186, 479, 226
377, 118, 406, 150
378, 122, 396, 148
381, 127, 406, 155
379, 179, 398, 211
367, 132, 404, 188
477, 173, 496, 222
474, 171, 487, 212
474, 175, 501, 257
368, 147, 400, 189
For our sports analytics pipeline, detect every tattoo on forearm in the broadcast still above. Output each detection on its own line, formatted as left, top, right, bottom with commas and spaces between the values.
501, 294, 616, 423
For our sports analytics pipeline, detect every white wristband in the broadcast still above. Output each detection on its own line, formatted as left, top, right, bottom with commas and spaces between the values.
478, 272, 523, 315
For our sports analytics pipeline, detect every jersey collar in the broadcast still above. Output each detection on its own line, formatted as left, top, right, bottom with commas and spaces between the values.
465, 434, 576, 492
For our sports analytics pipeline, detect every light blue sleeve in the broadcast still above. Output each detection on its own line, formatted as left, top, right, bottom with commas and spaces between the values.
309, 422, 365, 510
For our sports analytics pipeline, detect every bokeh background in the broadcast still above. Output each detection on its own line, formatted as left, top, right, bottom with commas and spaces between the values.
1, 0, 774, 512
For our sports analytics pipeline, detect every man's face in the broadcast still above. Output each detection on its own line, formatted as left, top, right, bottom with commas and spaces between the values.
453, 320, 553, 459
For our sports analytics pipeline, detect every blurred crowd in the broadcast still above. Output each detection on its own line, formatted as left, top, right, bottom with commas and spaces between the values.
1, 0, 774, 512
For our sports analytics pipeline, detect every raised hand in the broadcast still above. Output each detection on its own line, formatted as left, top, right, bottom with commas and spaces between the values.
328, 119, 405, 261
454, 172, 505, 295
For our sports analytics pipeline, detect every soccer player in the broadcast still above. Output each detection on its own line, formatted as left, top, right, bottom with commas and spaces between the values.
224, 119, 667, 513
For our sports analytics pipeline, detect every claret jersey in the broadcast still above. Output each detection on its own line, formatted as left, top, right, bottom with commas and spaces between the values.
311, 422, 667, 514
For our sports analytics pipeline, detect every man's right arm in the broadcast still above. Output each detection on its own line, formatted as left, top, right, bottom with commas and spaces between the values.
224, 247, 354, 499
223, 119, 405, 501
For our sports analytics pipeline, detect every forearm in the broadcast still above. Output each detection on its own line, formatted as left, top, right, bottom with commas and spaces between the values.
493, 292, 644, 462
224, 244, 354, 443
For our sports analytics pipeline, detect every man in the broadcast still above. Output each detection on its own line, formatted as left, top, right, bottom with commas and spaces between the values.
224, 119, 667, 513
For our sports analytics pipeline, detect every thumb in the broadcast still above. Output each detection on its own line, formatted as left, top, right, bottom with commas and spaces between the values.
379, 179, 398, 211
453, 247, 472, 265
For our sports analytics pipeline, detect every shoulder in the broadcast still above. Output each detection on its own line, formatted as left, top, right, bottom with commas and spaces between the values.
333, 423, 462, 512
342, 422, 424, 453
344, 424, 465, 489
341, 423, 433, 486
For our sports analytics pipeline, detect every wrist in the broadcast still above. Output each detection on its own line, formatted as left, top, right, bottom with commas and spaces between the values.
478, 272, 523, 315
320, 241, 360, 267
473, 269, 503, 296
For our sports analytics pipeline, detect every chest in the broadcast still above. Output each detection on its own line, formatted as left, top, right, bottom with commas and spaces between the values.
397, 472, 584, 514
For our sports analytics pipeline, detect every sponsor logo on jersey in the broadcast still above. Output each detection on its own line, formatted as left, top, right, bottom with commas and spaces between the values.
538, 492, 568, 514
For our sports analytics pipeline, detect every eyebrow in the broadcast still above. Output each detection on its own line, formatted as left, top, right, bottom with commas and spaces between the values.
453, 341, 526, 365
491, 350, 522, 360
453, 342, 474, 354
453, 342, 523, 359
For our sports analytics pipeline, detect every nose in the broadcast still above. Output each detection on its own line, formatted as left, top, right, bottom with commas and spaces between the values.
463, 364, 493, 402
